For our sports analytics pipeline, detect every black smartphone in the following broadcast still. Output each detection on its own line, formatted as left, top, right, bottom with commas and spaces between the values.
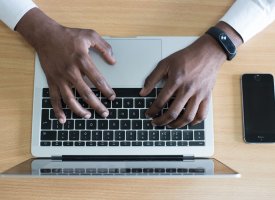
241, 74, 275, 143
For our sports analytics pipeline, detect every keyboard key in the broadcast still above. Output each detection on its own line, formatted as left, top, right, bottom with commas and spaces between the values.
63, 141, 73, 146
75, 120, 85, 129
166, 168, 176, 173
86, 120, 97, 129
177, 168, 188, 173
123, 98, 133, 108
98, 141, 108, 146
140, 109, 147, 119
188, 121, 204, 129
183, 131, 193, 140
115, 131, 125, 140
91, 89, 100, 98
63, 109, 72, 119
53, 120, 63, 129
132, 141, 142, 146
146, 98, 155, 108
149, 131, 159, 140
155, 168, 165, 173
92, 131, 102, 140
103, 131, 114, 140
189, 168, 205, 173
155, 141, 165, 146
42, 98, 52, 108
177, 141, 188, 146
120, 120, 131, 129
69, 131, 79, 140
120, 141, 131, 146
114, 88, 148, 97
98, 120, 108, 129
166, 141, 176, 146
135, 99, 144, 108
41, 109, 51, 129
137, 131, 148, 140
64, 120, 74, 129
143, 120, 153, 129
154, 125, 164, 130
50, 109, 56, 119
126, 131, 136, 140
40, 141, 51, 146
109, 120, 119, 129
143, 141, 153, 146
171, 131, 182, 140
101, 98, 111, 108
132, 120, 142, 129
189, 141, 205, 146
52, 141, 62, 146
78, 99, 88, 108
112, 99, 122, 108
194, 131, 205, 140
109, 168, 119, 173
41, 131, 57, 140
86, 141, 96, 146
109, 141, 119, 146
129, 109, 139, 119
58, 131, 68, 140
132, 168, 142, 173
143, 168, 154, 173
43, 88, 50, 97
107, 109, 117, 119
75, 141, 85, 146
81, 131, 91, 140
118, 109, 128, 119
160, 131, 171, 140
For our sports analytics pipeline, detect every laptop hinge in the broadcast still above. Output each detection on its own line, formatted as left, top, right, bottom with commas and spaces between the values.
52, 155, 195, 161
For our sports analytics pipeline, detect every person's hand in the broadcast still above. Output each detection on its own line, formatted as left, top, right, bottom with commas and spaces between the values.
16, 8, 116, 124
140, 34, 227, 128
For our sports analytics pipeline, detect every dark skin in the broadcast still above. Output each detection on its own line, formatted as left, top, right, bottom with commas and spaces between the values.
16, 8, 243, 127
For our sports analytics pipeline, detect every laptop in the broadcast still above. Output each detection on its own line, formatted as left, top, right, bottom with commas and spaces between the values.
1, 36, 240, 178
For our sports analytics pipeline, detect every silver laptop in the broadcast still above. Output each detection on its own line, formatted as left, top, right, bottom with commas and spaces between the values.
1, 36, 240, 178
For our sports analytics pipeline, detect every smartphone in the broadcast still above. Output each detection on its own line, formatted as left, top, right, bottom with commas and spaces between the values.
241, 74, 275, 143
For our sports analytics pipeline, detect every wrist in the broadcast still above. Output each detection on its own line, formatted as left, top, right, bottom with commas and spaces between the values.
16, 8, 62, 50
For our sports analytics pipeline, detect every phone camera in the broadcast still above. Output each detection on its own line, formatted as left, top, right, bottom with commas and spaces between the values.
254, 74, 261, 81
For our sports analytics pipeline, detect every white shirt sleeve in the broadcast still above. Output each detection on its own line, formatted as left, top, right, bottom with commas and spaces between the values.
221, 0, 275, 43
0, 0, 37, 30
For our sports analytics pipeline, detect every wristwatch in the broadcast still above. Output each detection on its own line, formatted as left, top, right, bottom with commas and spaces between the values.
206, 27, 236, 61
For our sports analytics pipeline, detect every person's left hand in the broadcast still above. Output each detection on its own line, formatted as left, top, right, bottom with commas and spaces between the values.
140, 34, 226, 128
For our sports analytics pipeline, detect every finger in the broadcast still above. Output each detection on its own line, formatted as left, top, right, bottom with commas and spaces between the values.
140, 60, 167, 96
48, 82, 66, 124
191, 95, 210, 125
146, 79, 178, 118
79, 56, 116, 101
168, 96, 201, 128
89, 30, 116, 64
73, 75, 109, 118
59, 81, 91, 119
151, 90, 191, 126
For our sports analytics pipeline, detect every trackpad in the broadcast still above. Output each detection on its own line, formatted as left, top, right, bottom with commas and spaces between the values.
87, 39, 162, 88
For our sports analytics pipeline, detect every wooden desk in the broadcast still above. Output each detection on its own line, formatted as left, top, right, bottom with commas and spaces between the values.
1, 0, 275, 199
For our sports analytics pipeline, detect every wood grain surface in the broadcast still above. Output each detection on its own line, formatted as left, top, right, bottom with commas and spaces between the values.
1, 1, 275, 199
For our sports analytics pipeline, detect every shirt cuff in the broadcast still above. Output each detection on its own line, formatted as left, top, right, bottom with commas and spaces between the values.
0, 0, 37, 30
220, 0, 275, 43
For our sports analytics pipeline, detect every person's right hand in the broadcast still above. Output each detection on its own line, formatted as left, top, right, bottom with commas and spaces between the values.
16, 8, 116, 124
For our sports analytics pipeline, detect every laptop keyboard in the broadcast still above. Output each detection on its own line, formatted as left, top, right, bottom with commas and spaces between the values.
39, 167, 205, 176
40, 88, 205, 147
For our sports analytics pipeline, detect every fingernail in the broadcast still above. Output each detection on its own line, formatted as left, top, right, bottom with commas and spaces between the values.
145, 114, 152, 119
59, 118, 66, 124
102, 111, 109, 118
109, 94, 116, 101
84, 113, 91, 119
140, 88, 146, 95
151, 122, 156, 127
167, 125, 172, 128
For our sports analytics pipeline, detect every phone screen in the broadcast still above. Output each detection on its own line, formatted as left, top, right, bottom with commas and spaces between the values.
241, 74, 275, 143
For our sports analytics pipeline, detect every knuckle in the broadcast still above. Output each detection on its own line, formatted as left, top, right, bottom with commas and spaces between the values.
82, 90, 94, 102
95, 76, 106, 87
183, 114, 195, 124
88, 29, 97, 38
166, 110, 178, 121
